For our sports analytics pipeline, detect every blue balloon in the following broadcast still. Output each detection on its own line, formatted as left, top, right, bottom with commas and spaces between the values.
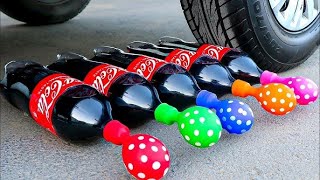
196, 90, 254, 134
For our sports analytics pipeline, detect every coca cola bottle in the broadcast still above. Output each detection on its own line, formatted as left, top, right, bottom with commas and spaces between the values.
126, 41, 235, 95
158, 36, 263, 84
92, 46, 201, 110
47, 52, 161, 127
0, 61, 113, 141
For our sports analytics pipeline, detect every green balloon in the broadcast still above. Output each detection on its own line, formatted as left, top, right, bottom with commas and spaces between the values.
155, 103, 222, 148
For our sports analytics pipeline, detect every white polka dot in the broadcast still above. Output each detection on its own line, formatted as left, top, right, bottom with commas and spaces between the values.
227, 125, 232, 130
278, 88, 283, 93
292, 77, 296, 79
181, 123, 185, 129
216, 119, 221, 125
246, 120, 252, 126
138, 173, 146, 179
280, 99, 285, 104
149, 138, 155, 142
280, 108, 285, 112
242, 111, 247, 116
266, 91, 271, 95
185, 112, 190, 117
238, 108, 243, 113
228, 100, 234, 103
300, 85, 306, 89
207, 130, 214, 137
139, 143, 146, 149
291, 88, 295, 92
289, 102, 294, 107
241, 129, 247, 133
227, 108, 232, 112
287, 93, 292, 98
185, 135, 190, 141
314, 91, 318, 97
263, 101, 268, 105
138, 136, 144, 140
274, 83, 279, 86
307, 84, 313, 89
259, 93, 263, 97
272, 98, 277, 102
163, 168, 169, 176
165, 154, 169, 161
265, 85, 269, 88
141, 155, 148, 163
219, 131, 222, 138
151, 146, 158, 152
259, 102, 262, 105
222, 117, 227, 121
189, 119, 195, 124
271, 109, 276, 112
199, 117, 205, 123
195, 142, 201, 147
239, 102, 244, 105
208, 110, 213, 114
230, 116, 236, 121
194, 110, 199, 114
128, 144, 135, 150
305, 94, 310, 99
128, 163, 133, 170
297, 79, 302, 82
288, 81, 293, 84
219, 108, 223, 113
162, 146, 167, 151
236, 120, 242, 125
296, 95, 300, 99
152, 161, 161, 170
209, 143, 215, 147
194, 130, 200, 136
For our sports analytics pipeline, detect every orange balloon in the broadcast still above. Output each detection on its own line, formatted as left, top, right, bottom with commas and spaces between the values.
232, 80, 297, 115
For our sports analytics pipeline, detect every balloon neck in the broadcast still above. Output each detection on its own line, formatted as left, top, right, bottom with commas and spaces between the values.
103, 120, 130, 145
154, 103, 179, 125
196, 90, 219, 109
232, 80, 256, 97
260, 71, 284, 85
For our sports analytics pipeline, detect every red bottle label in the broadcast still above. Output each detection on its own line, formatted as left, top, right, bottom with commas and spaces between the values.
164, 49, 200, 70
196, 44, 231, 61
83, 64, 126, 95
127, 56, 167, 81
29, 74, 84, 135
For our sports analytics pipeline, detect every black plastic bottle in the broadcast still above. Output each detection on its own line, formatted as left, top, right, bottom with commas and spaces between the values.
92, 46, 201, 110
47, 53, 161, 127
127, 41, 236, 95
0, 61, 113, 141
157, 36, 263, 84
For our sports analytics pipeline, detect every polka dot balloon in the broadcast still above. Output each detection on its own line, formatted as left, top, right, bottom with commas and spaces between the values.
103, 120, 170, 180
154, 103, 222, 148
260, 71, 319, 105
196, 90, 254, 134
232, 80, 297, 115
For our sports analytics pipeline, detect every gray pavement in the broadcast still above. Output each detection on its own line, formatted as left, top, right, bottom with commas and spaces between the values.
0, 0, 319, 179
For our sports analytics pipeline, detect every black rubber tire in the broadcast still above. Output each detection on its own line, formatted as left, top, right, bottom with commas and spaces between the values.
0, 0, 90, 25
180, 0, 320, 72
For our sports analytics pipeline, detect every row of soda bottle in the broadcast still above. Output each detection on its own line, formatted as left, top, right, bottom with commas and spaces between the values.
0, 36, 318, 180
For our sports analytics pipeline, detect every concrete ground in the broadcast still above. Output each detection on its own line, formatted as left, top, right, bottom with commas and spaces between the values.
0, 0, 319, 179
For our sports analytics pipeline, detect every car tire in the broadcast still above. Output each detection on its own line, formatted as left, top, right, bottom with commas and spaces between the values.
0, 0, 90, 25
180, 0, 320, 72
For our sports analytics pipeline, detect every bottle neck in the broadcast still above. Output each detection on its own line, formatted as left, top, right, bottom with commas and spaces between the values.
47, 59, 100, 81
92, 52, 140, 69
128, 45, 174, 60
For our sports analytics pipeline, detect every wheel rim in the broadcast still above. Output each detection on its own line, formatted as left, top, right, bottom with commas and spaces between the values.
268, 0, 319, 31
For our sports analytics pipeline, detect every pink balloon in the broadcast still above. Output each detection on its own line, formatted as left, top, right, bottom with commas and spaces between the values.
260, 71, 318, 105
